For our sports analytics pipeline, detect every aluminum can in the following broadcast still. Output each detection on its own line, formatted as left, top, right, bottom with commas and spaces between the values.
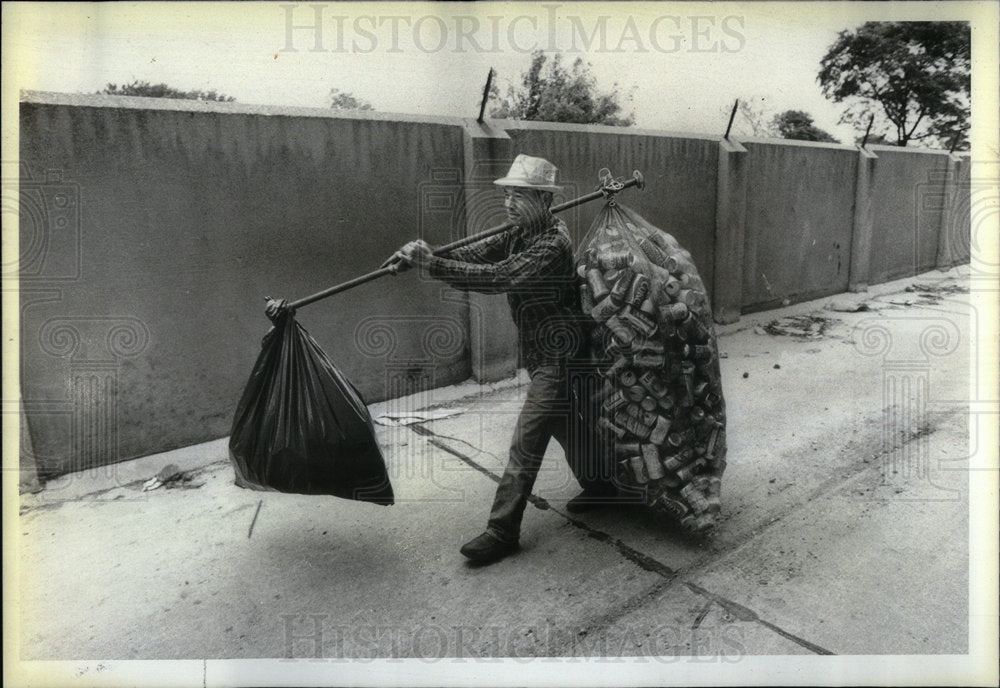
579, 283, 595, 314
609, 268, 636, 305
666, 428, 695, 448
639, 370, 668, 398
675, 458, 706, 483
706, 476, 722, 514
633, 352, 666, 369
597, 250, 636, 270
590, 295, 619, 323
624, 404, 658, 427
649, 415, 671, 445
615, 413, 652, 441
680, 482, 710, 515
665, 302, 689, 322
615, 441, 642, 457
599, 417, 627, 440
626, 273, 650, 308
605, 315, 635, 349
666, 254, 695, 275
625, 384, 646, 403
675, 288, 701, 309
679, 313, 711, 344
663, 277, 682, 297
628, 455, 648, 484
634, 338, 665, 356
642, 444, 665, 480
586, 268, 611, 302
639, 237, 668, 266
662, 453, 686, 472
620, 307, 658, 338
602, 391, 628, 413
657, 494, 690, 520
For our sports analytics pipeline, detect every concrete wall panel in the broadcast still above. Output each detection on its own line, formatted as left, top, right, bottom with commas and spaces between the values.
741, 141, 857, 310
868, 147, 950, 284
20, 97, 469, 476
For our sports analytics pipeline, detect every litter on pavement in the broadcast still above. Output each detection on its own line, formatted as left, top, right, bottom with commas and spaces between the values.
373, 408, 467, 426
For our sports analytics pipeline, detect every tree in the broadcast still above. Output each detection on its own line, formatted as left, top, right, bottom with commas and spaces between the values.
490, 51, 634, 126
771, 110, 839, 143
818, 22, 970, 149
329, 88, 373, 111
100, 80, 234, 101
734, 96, 777, 137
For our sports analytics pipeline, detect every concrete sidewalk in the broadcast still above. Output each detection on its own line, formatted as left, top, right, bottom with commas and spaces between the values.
15, 267, 982, 665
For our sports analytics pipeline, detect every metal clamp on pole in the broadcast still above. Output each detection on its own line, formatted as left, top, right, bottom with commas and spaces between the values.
597, 168, 643, 205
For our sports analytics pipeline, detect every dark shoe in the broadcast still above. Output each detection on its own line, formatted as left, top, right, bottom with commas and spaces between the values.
566, 488, 618, 514
459, 532, 519, 564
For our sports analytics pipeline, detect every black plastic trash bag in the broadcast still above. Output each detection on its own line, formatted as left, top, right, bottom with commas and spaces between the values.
576, 203, 726, 533
228, 313, 394, 505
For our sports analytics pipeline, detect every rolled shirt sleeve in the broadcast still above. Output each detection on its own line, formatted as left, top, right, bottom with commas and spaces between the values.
442, 231, 509, 265
426, 218, 582, 370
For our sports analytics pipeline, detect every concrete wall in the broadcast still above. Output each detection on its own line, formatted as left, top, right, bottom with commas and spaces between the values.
19, 93, 470, 477
868, 146, 951, 284
741, 140, 858, 311
17, 92, 971, 478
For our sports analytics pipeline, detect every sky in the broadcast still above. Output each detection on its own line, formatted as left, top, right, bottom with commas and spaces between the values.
1, 2, 980, 144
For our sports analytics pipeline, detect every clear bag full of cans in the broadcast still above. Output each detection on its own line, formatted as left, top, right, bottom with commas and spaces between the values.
576, 203, 728, 534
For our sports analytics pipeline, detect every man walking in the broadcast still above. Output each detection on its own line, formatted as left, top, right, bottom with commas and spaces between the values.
392, 155, 617, 564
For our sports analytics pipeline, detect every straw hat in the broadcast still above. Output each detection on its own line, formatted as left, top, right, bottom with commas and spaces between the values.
493, 154, 563, 193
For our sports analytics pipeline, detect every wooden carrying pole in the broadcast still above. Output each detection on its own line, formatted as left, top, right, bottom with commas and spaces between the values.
287, 170, 645, 310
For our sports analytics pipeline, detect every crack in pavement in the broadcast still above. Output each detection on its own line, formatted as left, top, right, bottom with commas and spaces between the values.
411, 425, 553, 510
679, 404, 967, 580
408, 422, 835, 656
417, 401, 965, 655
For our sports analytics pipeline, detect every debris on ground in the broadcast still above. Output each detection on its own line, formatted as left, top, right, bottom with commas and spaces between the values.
247, 499, 263, 539
825, 300, 872, 313
905, 282, 968, 295
373, 408, 467, 426
885, 282, 968, 306
762, 314, 838, 339
142, 464, 203, 491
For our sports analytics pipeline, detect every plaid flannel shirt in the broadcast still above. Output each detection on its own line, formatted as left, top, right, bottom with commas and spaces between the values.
428, 216, 583, 372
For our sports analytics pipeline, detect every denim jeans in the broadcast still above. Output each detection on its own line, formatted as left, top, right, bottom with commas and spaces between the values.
486, 365, 615, 543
